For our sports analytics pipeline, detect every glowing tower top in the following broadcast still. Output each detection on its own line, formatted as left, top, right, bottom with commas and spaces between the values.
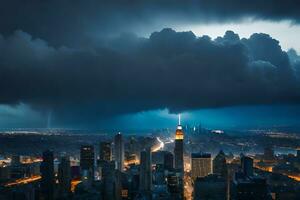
175, 114, 184, 140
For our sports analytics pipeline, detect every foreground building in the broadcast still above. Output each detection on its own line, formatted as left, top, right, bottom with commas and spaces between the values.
191, 153, 212, 180
194, 174, 226, 200
40, 150, 55, 200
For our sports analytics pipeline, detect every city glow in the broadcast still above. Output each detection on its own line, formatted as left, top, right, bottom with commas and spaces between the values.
5, 175, 41, 187
71, 179, 82, 192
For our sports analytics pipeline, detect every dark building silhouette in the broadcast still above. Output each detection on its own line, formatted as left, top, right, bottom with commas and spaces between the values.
80, 145, 95, 180
213, 150, 228, 178
166, 171, 182, 200
231, 172, 272, 200
58, 155, 71, 197
264, 146, 275, 160
114, 133, 124, 172
164, 151, 174, 171
102, 161, 121, 200
40, 150, 55, 200
194, 174, 226, 200
139, 148, 152, 196
241, 156, 253, 177
99, 142, 112, 162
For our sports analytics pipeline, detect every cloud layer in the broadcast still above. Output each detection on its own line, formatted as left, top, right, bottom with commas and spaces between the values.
2, 0, 300, 46
0, 28, 300, 125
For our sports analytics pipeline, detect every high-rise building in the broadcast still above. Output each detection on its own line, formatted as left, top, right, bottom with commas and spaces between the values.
213, 150, 228, 178
11, 155, 21, 166
40, 150, 55, 200
241, 156, 253, 177
99, 142, 112, 162
102, 161, 121, 200
58, 155, 71, 197
191, 153, 212, 180
297, 148, 300, 160
114, 132, 124, 172
80, 145, 95, 180
166, 171, 182, 200
152, 151, 166, 166
194, 174, 227, 200
0, 166, 10, 182
174, 115, 184, 172
164, 151, 174, 171
264, 146, 275, 161
139, 148, 152, 194
231, 173, 272, 200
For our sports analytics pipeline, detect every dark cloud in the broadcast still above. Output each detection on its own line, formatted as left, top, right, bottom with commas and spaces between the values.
0, 28, 300, 126
1, 1, 300, 47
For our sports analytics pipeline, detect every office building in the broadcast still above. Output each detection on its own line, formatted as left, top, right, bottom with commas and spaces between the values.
99, 142, 112, 162
58, 155, 71, 197
166, 172, 182, 200
241, 156, 253, 177
115, 132, 124, 172
102, 161, 121, 200
40, 150, 55, 200
191, 153, 212, 180
264, 146, 275, 161
213, 150, 228, 178
231, 173, 272, 200
80, 145, 95, 181
140, 148, 152, 193
164, 152, 174, 171
194, 174, 226, 200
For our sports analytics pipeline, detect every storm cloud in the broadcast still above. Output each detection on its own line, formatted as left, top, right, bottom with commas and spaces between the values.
1, 0, 300, 47
0, 28, 300, 125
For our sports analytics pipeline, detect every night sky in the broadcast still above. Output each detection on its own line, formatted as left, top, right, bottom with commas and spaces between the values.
1, 0, 300, 129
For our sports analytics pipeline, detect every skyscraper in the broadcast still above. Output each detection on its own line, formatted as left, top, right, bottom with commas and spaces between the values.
164, 151, 174, 171
174, 115, 184, 172
241, 156, 253, 177
58, 155, 71, 197
102, 161, 121, 200
40, 150, 55, 200
191, 153, 212, 180
139, 148, 152, 194
264, 146, 275, 161
231, 174, 272, 200
99, 142, 112, 162
114, 132, 124, 172
194, 174, 227, 200
213, 150, 228, 178
80, 145, 95, 180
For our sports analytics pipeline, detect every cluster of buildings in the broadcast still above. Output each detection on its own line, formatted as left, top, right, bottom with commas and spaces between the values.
1, 118, 300, 199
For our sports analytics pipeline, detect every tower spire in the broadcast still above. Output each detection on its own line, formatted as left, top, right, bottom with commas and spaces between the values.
178, 114, 181, 125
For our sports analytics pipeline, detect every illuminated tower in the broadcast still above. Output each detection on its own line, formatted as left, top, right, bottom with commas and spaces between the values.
174, 114, 184, 172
